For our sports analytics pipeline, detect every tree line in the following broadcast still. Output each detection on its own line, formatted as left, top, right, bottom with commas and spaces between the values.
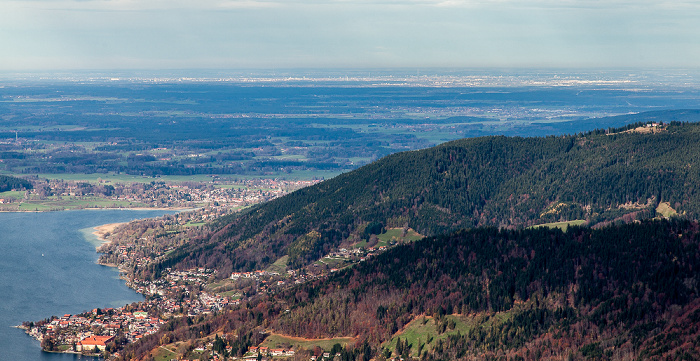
159, 119, 700, 274
126, 219, 700, 360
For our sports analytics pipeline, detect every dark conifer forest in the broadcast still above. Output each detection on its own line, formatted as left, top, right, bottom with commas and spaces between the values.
0, 174, 32, 192
158, 120, 700, 274
119, 113, 700, 360
124, 219, 700, 360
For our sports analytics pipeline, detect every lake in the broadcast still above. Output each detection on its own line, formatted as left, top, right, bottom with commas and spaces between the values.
0, 210, 177, 361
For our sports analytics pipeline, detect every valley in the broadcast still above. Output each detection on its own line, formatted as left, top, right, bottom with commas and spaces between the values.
18, 115, 700, 361
3, 76, 700, 361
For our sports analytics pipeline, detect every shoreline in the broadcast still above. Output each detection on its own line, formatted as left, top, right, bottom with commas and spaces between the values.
92, 222, 126, 250
15, 209, 187, 358
0, 206, 194, 213
89, 207, 194, 251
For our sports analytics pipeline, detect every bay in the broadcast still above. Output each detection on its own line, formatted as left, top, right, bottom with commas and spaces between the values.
0, 210, 177, 361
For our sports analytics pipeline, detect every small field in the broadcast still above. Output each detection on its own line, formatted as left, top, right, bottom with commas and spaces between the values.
622, 124, 666, 135
377, 228, 424, 243
266, 255, 289, 274
383, 315, 471, 357
317, 257, 347, 268
259, 334, 354, 352
153, 345, 178, 361
0, 190, 25, 199
0, 197, 151, 212
529, 219, 587, 232
384, 307, 532, 358
656, 202, 678, 218
35, 172, 219, 184
354, 228, 423, 249
205, 279, 241, 298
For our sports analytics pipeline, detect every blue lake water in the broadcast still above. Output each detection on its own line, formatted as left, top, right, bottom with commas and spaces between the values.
0, 210, 177, 361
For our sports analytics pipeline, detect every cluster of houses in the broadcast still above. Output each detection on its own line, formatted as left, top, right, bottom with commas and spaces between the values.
109, 247, 156, 275
226, 245, 399, 299
230, 269, 279, 280
24, 308, 164, 354
309, 352, 344, 360
24, 266, 241, 358
75, 335, 114, 352
128, 267, 238, 315
18, 176, 319, 211
248, 346, 296, 357
320, 245, 388, 266
230, 268, 324, 295
327, 247, 364, 259
22, 199, 412, 360
137, 178, 320, 208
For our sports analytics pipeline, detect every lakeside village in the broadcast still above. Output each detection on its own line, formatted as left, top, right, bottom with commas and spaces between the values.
0, 176, 320, 211
20, 227, 400, 360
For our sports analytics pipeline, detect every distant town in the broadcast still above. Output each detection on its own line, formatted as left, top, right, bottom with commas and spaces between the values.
0, 177, 320, 212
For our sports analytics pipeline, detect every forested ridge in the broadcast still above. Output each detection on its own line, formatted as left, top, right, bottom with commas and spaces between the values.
122, 111, 700, 361
159, 116, 700, 274
0, 174, 32, 192
127, 219, 700, 360
273, 219, 700, 360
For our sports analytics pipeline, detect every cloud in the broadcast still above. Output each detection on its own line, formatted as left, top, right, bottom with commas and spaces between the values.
8, 0, 700, 11
216, 0, 283, 9
2, 0, 699, 70
5, 0, 283, 11
420, 0, 700, 9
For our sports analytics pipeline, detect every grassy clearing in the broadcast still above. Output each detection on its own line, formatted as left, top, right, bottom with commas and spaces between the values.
7, 202, 55, 211
22, 168, 342, 183
219, 290, 242, 298
206, 278, 233, 291
383, 309, 526, 358
377, 228, 424, 244
383, 294, 579, 358
266, 255, 289, 274
260, 334, 354, 352
0, 198, 151, 212
35, 173, 218, 184
383, 315, 473, 357
656, 202, 678, 218
354, 228, 424, 249
352, 240, 369, 249
0, 190, 25, 199
205, 279, 241, 299
215, 184, 248, 190
529, 220, 587, 232
153, 345, 178, 361
316, 257, 346, 268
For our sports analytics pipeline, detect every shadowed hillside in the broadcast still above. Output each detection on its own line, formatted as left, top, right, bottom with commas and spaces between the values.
156, 113, 700, 275
123, 219, 700, 361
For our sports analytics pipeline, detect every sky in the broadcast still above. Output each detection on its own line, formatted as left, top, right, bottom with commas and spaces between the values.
1, 0, 700, 70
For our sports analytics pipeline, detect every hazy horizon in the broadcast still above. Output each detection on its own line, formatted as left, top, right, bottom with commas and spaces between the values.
3, 68, 700, 92
2, 1, 700, 71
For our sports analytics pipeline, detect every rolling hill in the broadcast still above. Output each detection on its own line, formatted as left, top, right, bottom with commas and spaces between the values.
119, 110, 700, 361
158, 111, 700, 275
125, 219, 700, 360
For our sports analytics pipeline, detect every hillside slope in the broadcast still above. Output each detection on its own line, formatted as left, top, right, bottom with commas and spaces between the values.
273, 219, 700, 360
160, 112, 700, 274
126, 219, 700, 360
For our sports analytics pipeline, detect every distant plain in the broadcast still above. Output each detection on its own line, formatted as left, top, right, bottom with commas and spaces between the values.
2, 70, 700, 183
